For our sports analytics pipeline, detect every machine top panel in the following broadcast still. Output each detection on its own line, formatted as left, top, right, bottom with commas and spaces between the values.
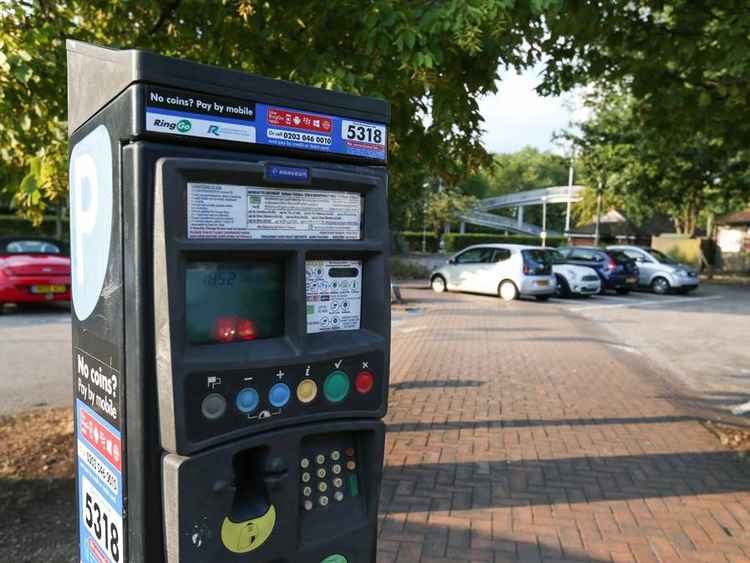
66, 41, 389, 163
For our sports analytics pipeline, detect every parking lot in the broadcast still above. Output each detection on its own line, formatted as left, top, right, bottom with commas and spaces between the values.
1, 283, 748, 420
549, 284, 750, 421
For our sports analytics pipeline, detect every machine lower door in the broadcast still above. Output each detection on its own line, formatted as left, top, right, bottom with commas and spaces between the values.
162, 419, 385, 563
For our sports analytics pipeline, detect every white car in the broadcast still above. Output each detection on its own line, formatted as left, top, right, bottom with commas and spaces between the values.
430, 244, 557, 301
546, 248, 601, 297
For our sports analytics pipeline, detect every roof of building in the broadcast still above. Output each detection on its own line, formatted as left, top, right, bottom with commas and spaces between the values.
717, 209, 750, 226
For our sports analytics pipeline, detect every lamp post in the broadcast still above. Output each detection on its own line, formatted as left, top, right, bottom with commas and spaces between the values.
564, 152, 574, 236
594, 179, 603, 247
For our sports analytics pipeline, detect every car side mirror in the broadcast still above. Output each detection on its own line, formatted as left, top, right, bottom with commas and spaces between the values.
447, 258, 455, 264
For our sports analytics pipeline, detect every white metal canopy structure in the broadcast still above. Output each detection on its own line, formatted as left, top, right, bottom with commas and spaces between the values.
459, 185, 586, 236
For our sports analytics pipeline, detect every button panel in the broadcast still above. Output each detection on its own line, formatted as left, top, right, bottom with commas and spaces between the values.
186, 353, 384, 443
299, 439, 359, 515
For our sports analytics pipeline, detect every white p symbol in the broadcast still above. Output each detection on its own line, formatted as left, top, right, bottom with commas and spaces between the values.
73, 153, 98, 285
69, 125, 112, 321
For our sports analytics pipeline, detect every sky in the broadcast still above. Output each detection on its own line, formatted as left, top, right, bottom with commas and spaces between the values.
478, 64, 587, 156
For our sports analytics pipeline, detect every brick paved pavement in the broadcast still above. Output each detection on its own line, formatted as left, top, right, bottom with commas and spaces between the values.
378, 288, 750, 562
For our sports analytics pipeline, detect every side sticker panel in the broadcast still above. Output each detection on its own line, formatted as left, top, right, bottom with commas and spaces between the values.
77, 399, 124, 563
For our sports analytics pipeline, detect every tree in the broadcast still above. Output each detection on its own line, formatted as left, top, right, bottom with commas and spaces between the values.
539, 0, 750, 205
565, 88, 746, 236
424, 185, 477, 235
0, 0, 558, 224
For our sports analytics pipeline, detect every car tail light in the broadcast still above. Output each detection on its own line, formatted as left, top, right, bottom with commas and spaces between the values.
607, 257, 617, 271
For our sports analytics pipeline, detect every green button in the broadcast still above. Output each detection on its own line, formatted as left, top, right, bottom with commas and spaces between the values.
321, 555, 347, 563
324, 371, 350, 403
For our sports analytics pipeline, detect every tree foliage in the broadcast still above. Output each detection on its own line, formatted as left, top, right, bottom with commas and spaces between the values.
566, 88, 749, 235
540, 0, 750, 208
0, 0, 556, 223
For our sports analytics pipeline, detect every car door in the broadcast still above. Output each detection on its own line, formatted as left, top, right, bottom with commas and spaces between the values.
475, 247, 512, 294
623, 249, 653, 285
446, 247, 485, 291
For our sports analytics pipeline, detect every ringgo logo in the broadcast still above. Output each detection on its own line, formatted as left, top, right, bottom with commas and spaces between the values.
177, 119, 192, 133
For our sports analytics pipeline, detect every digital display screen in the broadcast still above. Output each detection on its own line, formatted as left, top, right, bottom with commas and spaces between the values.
186, 261, 284, 345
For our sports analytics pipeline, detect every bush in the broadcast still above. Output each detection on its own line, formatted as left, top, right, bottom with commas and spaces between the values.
393, 231, 440, 253
442, 233, 564, 252
0, 215, 69, 240
390, 257, 431, 280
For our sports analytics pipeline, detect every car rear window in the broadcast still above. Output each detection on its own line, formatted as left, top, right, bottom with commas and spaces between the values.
607, 250, 632, 263
522, 249, 552, 274
4, 240, 62, 254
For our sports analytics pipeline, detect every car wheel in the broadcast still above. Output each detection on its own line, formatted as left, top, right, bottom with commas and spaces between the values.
431, 275, 447, 293
555, 275, 571, 298
498, 280, 518, 302
616, 288, 630, 295
651, 276, 670, 295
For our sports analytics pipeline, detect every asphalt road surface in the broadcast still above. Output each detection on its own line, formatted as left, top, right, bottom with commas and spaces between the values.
551, 282, 750, 419
0, 303, 71, 415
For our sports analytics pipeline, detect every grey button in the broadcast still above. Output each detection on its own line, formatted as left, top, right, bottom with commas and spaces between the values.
201, 393, 227, 420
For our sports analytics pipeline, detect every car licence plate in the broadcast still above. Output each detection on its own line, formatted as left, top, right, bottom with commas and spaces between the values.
31, 284, 66, 294
536, 280, 549, 287
626, 277, 637, 284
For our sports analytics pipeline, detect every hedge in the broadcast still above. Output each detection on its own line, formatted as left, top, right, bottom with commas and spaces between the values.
393, 231, 440, 253
0, 215, 69, 240
442, 233, 564, 252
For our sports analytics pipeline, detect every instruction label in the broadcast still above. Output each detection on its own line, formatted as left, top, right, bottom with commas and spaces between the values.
187, 183, 362, 240
77, 400, 124, 563
306, 260, 362, 333
74, 346, 121, 426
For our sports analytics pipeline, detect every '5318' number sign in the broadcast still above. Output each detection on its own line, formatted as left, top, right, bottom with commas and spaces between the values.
82, 476, 123, 562
341, 120, 386, 146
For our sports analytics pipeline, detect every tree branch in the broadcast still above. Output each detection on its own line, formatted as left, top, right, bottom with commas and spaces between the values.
150, 0, 182, 36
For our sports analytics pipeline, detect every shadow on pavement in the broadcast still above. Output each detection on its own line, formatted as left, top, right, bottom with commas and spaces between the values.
386, 415, 700, 433
390, 379, 486, 391
0, 477, 76, 563
381, 450, 750, 510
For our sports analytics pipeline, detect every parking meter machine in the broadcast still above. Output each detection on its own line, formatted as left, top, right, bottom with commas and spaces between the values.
67, 41, 390, 563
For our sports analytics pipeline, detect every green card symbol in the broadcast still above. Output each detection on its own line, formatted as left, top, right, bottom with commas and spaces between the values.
321, 555, 348, 563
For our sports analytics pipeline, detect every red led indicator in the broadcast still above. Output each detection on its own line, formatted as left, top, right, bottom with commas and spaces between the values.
355, 371, 374, 394
237, 319, 257, 341
214, 316, 238, 342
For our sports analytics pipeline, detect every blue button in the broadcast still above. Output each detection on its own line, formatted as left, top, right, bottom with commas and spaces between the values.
269, 383, 291, 408
236, 388, 259, 413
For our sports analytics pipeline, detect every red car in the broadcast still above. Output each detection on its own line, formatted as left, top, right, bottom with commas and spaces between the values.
0, 237, 71, 304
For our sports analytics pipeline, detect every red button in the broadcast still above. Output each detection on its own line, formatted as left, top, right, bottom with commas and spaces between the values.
355, 371, 374, 394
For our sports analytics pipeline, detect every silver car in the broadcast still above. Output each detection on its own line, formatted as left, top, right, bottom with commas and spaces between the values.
607, 245, 699, 294
430, 244, 557, 301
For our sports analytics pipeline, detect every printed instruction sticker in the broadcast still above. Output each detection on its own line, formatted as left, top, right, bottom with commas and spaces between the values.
306, 260, 362, 334
77, 399, 124, 563
187, 183, 362, 240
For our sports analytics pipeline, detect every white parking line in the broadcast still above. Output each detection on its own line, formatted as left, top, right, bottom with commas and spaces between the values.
594, 294, 644, 302
565, 294, 722, 312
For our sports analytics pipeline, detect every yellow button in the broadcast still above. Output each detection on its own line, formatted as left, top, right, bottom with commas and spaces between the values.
297, 379, 318, 404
